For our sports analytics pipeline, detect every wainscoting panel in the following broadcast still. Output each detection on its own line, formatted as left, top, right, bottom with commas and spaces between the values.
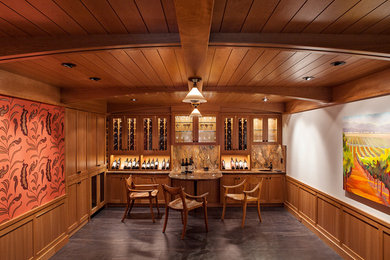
285, 176, 390, 260
0, 220, 34, 260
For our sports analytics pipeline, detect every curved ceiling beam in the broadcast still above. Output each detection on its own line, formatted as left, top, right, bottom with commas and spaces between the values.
210, 33, 390, 61
0, 34, 180, 63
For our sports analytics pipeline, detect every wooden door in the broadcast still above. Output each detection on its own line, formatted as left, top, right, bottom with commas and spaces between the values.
267, 175, 285, 203
107, 174, 126, 204
65, 109, 77, 178
87, 113, 97, 170
76, 111, 87, 173
77, 176, 89, 223
98, 172, 106, 207
96, 115, 106, 166
67, 182, 78, 233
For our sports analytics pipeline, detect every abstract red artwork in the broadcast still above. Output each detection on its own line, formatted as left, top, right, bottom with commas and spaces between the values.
0, 95, 65, 224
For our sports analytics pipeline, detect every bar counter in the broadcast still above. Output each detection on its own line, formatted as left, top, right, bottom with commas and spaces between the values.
106, 169, 285, 175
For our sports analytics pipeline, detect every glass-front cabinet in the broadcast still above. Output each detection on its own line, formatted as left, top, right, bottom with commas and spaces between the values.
252, 115, 281, 144
221, 115, 250, 153
174, 115, 217, 144
110, 116, 138, 154
142, 116, 169, 154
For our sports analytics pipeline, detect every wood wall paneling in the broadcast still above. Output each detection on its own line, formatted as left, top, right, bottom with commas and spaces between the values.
76, 111, 87, 173
65, 109, 77, 178
317, 196, 341, 242
67, 182, 78, 233
384, 230, 390, 260
286, 180, 299, 210
0, 221, 34, 260
298, 187, 317, 224
87, 113, 97, 169
97, 115, 106, 166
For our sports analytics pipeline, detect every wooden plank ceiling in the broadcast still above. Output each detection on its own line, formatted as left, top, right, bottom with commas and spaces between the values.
0, 0, 389, 113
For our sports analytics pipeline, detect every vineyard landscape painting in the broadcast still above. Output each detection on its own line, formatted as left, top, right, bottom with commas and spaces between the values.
343, 112, 390, 207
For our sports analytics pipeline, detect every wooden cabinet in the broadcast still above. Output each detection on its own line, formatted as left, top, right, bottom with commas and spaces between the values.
90, 171, 106, 215
107, 174, 127, 204
252, 115, 282, 144
87, 113, 106, 169
77, 111, 87, 173
221, 115, 250, 153
110, 116, 139, 154
173, 115, 218, 144
142, 116, 169, 154
65, 109, 77, 179
67, 176, 89, 234
220, 174, 285, 204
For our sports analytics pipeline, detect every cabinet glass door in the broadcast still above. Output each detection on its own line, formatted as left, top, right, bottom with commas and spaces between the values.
158, 117, 168, 150
175, 116, 193, 143
224, 117, 233, 150
127, 117, 136, 151
268, 118, 278, 143
143, 118, 153, 150
238, 117, 248, 150
198, 116, 216, 143
112, 118, 122, 151
253, 118, 264, 142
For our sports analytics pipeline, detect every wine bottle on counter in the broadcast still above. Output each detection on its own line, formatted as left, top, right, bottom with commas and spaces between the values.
146, 159, 151, 169
239, 160, 243, 170
222, 159, 225, 170
112, 160, 117, 169
123, 158, 128, 169
116, 158, 121, 169
181, 159, 185, 173
166, 159, 170, 170
155, 158, 159, 170
142, 160, 146, 169
136, 159, 140, 169
231, 158, 235, 170
189, 157, 194, 173
235, 158, 239, 170
162, 159, 166, 170
185, 158, 189, 173
244, 159, 248, 169
151, 158, 155, 169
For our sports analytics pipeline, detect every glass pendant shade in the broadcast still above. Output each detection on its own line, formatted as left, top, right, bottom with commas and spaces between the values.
190, 107, 202, 117
182, 87, 207, 104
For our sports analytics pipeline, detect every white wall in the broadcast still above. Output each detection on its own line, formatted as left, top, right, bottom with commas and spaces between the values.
283, 95, 390, 223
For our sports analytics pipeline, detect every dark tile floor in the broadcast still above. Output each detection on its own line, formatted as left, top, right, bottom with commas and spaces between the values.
52, 206, 341, 260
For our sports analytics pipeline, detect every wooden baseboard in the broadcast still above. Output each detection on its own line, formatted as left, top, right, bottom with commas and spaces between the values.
37, 233, 69, 260
285, 176, 390, 260
68, 219, 89, 238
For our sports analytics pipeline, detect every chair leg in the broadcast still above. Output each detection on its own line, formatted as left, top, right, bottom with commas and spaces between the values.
181, 210, 188, 239
162, 207, 169, 233
180, 211, 184, 224
203, 203, 208, 232
128, 200, 135, 216
155, 196, 160, 215
257, 200, 262, 222
241, 201, 247, 228
121, 200, 130, 222
221, 196, 227, 221
149, 197, 155, 223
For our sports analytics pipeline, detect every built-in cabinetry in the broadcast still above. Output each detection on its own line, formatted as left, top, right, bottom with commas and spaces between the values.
220, 174, 285, 204
252, 115, 281, 144
173, 115, 218, 144
221, 115, 250, 153
142, 116, 169, 154
90, 170, 106, 215
65, 108, 106, 235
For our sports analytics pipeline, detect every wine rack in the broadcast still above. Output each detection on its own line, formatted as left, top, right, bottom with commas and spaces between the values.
144, 118, 153, 150
113, 118, 122, 151
238, 117, 247, 150
222, 116, 249, 153
224, 117, 233, 150
127, 118, 136, 151
158, 118, 168, 150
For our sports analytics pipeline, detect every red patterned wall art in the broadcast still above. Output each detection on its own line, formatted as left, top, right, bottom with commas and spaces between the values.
0, 95, 65, 224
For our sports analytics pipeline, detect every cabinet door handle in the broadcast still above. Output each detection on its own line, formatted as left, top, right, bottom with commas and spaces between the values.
77, 181, 81, 184
77, 171, 81, 174
96, 164, 101, 167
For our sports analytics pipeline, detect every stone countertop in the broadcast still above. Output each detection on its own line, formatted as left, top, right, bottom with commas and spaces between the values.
169, 171, 223, 180
106, 170, 170, 175
221, 169, 286, 174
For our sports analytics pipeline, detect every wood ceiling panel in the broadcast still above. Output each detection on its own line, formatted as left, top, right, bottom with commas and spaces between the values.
108, 0, 148, 33
135, 0, 169, 33
282, 0, 334, 33
80, 0, 127, 34
217, 48, 248, 87
363, 15, 390, 34
157, 48, 185, 88
261, 0, 307, 33
1, 0, 67, 35
241, 0, 279, 33
203, 47, 216, 87
219, 0, 253, 32
0, 17, 29, 36
206, 48, 232, 87
343, 1, 390, 34
302, 0, 359, 33
141, 49, 174, 87
53, 0, 107, 34
210, 0, 227, 32
0, 2, 47, 36
322, 0, 385, 34
25, 0, 87, 35
173, 49, 188, 87
161, 0, 179, 33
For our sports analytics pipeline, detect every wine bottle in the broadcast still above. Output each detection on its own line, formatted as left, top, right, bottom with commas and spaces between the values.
244, 159, 248, 169
155, 158, 159, 170
166, 159, 170, 170
112, 159, 117, 169
222, 159, 225, 170
239, 160, 243, 170
142, 160, 146, 169
117, 158, 121, 169
243, 119, 247, 150
181, 159, 185, 173
151, 158, 154, 169
146, 159, 150, 169
185, 158, 188, 173
162, 158, 166, 170
231, 158, 235, 170
189, 157, 194, 173
235, 158, 239, 169
136, 159, 140, 169
239, 118, 242, 150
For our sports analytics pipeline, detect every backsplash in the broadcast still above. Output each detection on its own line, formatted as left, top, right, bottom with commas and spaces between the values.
171, 145, 219, 171
251, 145, 286, 170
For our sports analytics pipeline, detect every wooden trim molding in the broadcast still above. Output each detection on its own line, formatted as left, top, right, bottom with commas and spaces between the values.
285, 176, 390, 260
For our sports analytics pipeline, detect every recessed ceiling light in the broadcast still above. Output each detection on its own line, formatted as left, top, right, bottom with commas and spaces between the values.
62, 63, 76, 68
330, 61, 346, 66
131, 98, 137, 102
263, 97, 268, 102
303, 76, 315, 81
89, 77, 101, 81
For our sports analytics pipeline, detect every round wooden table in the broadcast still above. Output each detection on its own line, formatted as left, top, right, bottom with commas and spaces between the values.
169, 171, 222, 195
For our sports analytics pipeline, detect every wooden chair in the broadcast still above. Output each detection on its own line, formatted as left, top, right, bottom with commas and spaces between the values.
121, 175, 160, 223
221, 178, 264, 228
161, 184, 208, 239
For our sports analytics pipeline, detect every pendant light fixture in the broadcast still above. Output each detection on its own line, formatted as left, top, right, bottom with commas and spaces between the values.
189, 103, 202, 117
182, 77, 207, 104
